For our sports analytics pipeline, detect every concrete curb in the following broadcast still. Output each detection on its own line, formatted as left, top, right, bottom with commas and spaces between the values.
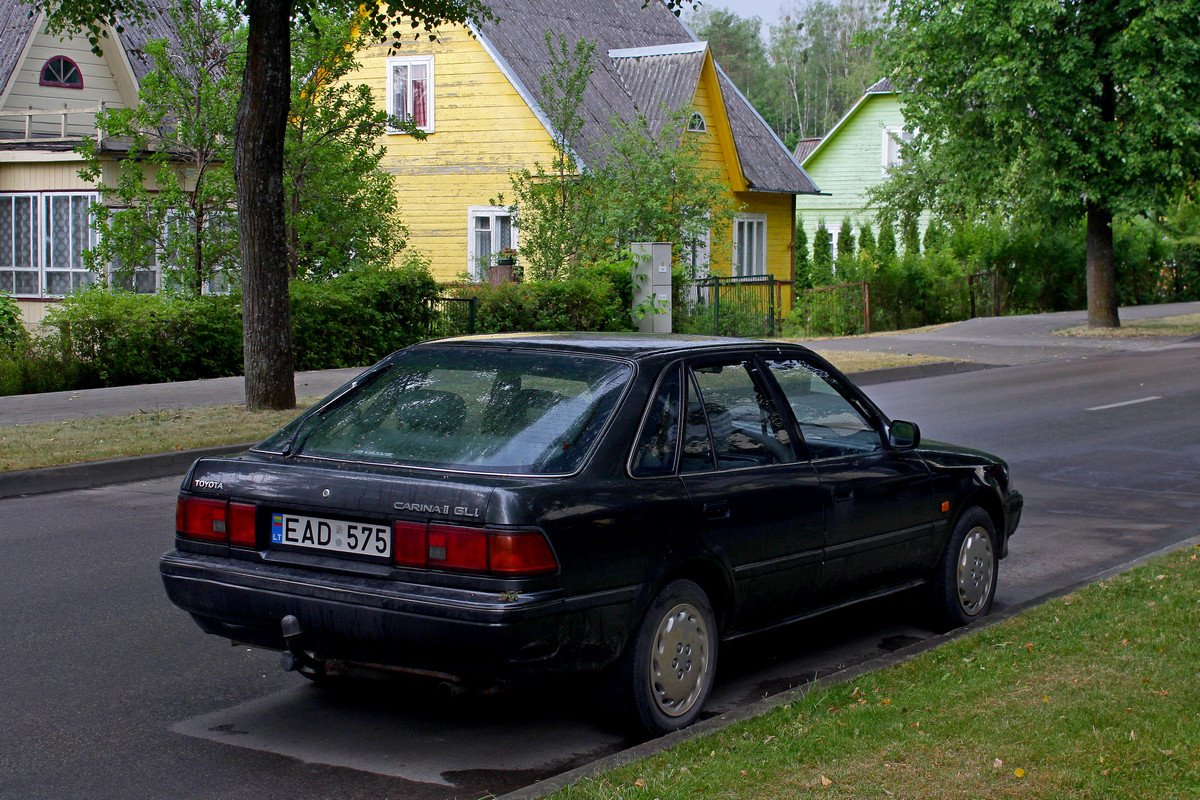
495, 533, 1200, 800
0, 442, 255, 499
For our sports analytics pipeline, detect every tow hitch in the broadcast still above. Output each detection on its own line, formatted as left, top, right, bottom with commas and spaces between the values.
278, 614, 331, 676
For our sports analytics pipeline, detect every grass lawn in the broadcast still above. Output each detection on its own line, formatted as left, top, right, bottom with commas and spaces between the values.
0, 400, 318, 472
547, 544, 1200, 800
0, 351, 939, 472
1054, 314, 1200, 338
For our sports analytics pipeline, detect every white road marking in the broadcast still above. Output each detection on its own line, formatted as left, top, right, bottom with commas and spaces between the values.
1086, 396, 1163, 412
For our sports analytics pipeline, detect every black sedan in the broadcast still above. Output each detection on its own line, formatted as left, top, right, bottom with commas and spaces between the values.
161, 334, 1022, 735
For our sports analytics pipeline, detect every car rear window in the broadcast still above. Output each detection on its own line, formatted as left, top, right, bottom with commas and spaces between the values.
260, 348, 633, 475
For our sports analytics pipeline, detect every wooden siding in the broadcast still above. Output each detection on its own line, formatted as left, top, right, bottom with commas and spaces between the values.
0, 26, 133, 139
0, 159, 91, 192
357, 29, 558, 281
14, 299, 54, 330
794, 92, 929, 251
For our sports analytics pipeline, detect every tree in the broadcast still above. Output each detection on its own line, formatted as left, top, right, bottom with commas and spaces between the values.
689, 8, 775, 128
879, 0, 1200, 328
79, 0, 241, 295
285, 14, 408, 280
767, 0, 885, 144
587, 109, 734, 270
502, 32, 598, 281
811, 219, 833, 285
505, 33, 732, 281
79, 2, 406, 290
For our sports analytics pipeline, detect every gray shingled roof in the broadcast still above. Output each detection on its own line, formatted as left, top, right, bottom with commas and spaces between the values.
0, 0, 38, 94
609, 46, 705, 139
0, 0, 177, 97
792, 136, 822, 163
864, 77, 896, 95
476, 0, 816, 195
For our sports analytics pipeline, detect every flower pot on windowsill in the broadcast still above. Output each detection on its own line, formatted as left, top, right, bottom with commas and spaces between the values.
489, 263, 516, 286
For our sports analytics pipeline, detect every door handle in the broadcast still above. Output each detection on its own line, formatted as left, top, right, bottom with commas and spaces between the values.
702, 500, 731, 520
832, 485, 854, 502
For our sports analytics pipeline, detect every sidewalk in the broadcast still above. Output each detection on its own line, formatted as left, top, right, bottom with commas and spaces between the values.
3, 301, 1197, 498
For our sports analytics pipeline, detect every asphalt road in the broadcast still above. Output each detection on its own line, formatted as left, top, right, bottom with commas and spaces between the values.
1, 342, 1197, 800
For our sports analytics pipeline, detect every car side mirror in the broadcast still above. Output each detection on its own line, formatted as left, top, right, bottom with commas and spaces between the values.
888, 420, 920, 450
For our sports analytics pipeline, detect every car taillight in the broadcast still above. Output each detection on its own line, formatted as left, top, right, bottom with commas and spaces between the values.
177, 496, 258, 547
392, 521, 557, 576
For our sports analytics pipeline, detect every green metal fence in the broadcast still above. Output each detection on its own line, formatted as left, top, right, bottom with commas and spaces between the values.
676, 274, 780, 338
428, 296, 477, 337
801, 282, 871, 336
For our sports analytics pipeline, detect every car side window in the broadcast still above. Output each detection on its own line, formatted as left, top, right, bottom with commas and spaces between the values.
681, 361, 793, 473
680, 371, 716, 473
631, 366, 682, 477
767, 359, 883, 459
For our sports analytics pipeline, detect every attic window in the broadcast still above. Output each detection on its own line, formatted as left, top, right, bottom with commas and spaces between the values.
687, 112, 706, 133
40, 56, 83, 89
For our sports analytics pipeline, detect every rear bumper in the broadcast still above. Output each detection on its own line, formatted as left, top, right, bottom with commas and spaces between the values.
160, 551, 639, 680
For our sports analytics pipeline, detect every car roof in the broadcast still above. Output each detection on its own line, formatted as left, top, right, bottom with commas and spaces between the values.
413, 332, 817, 360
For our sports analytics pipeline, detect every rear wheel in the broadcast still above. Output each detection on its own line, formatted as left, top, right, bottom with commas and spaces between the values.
930, 507, 997, 630
611, 579, 717, 737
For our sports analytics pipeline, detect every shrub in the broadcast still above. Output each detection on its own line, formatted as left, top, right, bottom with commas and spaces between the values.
45, 288, 243, 388
449, 264, 633, 335
2, 256, 441, 396
291, 258, 439, 370
0, 294, 26, 349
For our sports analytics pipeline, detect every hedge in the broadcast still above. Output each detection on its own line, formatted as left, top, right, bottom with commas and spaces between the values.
1, 260, 440, 396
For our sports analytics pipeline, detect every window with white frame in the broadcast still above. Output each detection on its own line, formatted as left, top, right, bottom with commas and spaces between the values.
387, 56, 434, 133
467, 206, 515, 279
0, 195, 39, 296
687, 112, 706, 132
733, 214, 766, 277
883, 126, 913, 173
1, 192, 97, 297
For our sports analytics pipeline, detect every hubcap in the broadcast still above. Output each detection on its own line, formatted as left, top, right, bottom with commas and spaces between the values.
957, 526, 995, 616
649, 602, 711, 718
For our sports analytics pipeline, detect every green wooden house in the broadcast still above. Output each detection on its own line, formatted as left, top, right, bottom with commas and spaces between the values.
793, 78, 929, 256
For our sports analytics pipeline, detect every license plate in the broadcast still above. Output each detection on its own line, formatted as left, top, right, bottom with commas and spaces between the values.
271, 513, 391, 559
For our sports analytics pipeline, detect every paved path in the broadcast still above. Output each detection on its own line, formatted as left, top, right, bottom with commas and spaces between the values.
0, 366, 364, 426
808, 301, 1200, 366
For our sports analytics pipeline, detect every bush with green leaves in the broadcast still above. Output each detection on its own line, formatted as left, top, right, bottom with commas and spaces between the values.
44, 287, 244, 388
1, 257, 442, 396
1, 294, 26, 349
291, 259, 439, 370
449, 264, 634, 334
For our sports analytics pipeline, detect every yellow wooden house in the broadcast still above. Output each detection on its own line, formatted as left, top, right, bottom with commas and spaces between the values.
353, 0, 818, 295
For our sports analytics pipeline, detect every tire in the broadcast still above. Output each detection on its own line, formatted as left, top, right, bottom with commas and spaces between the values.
929, 507, 998, 630
610, 579, 718, 737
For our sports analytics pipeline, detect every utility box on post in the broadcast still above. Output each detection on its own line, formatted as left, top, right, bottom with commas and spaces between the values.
631, 242, 672, 334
